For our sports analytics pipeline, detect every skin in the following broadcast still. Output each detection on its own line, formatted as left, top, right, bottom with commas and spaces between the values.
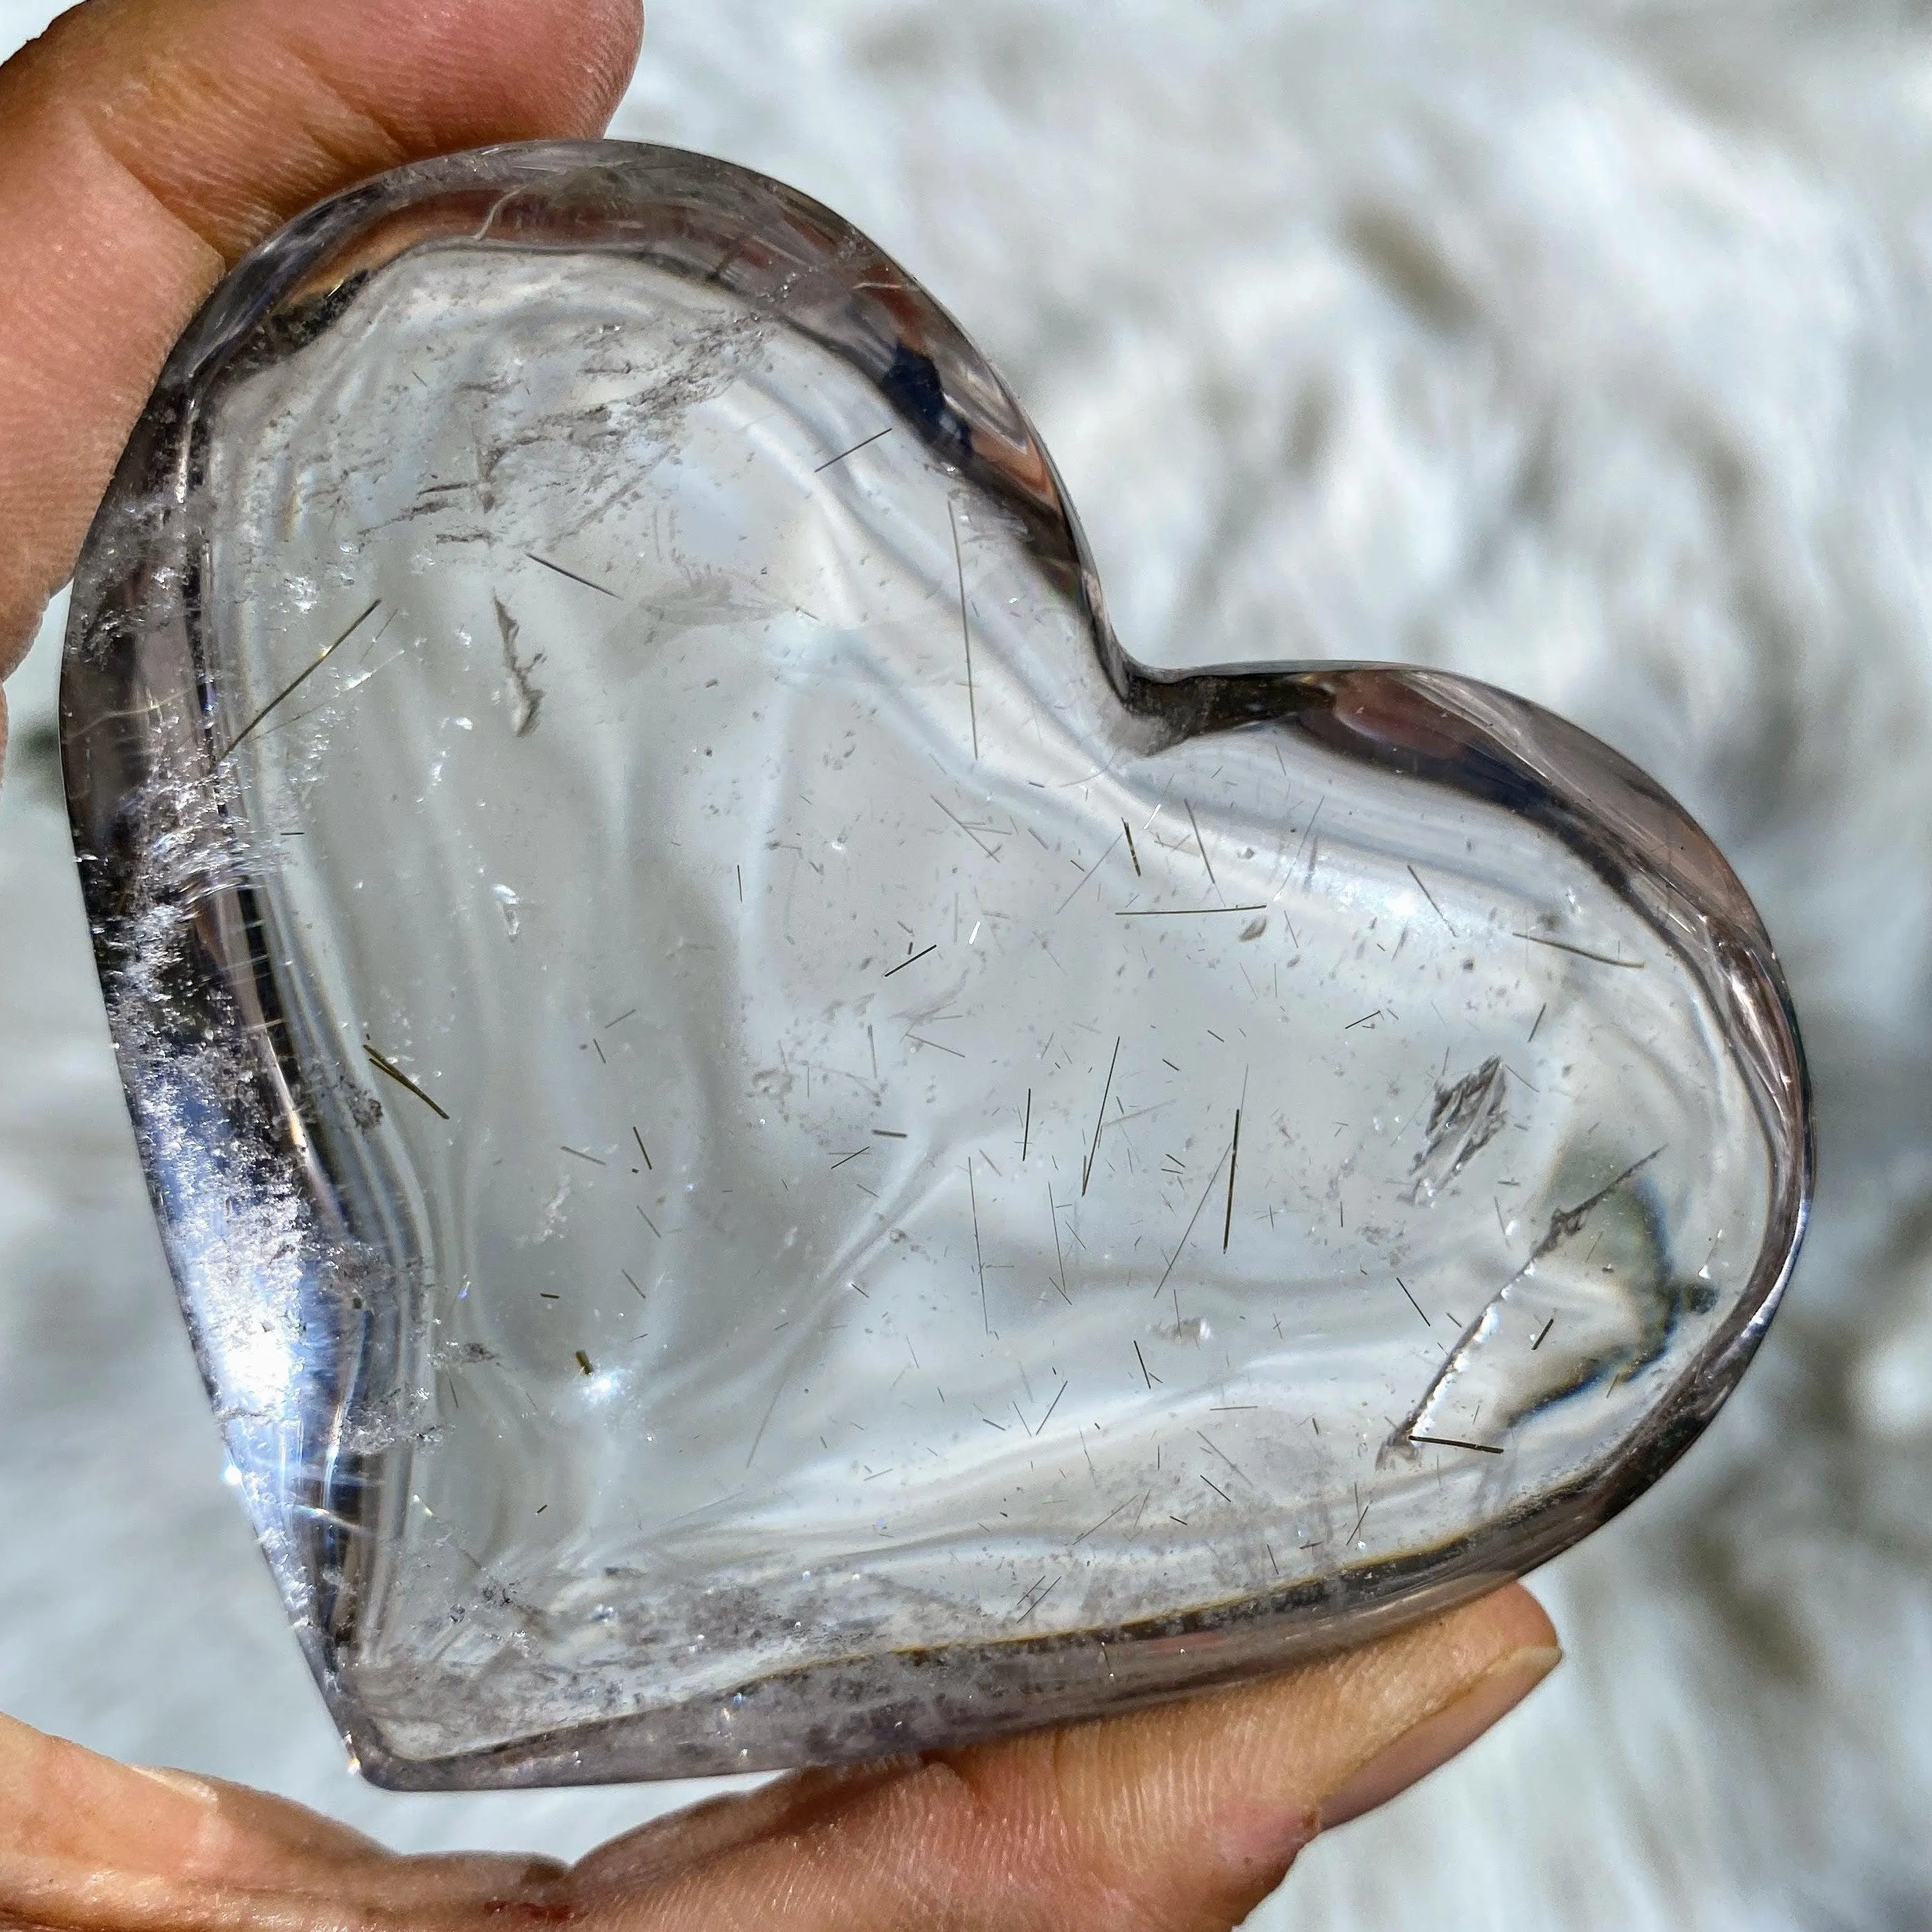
0, 3, 1562, 1925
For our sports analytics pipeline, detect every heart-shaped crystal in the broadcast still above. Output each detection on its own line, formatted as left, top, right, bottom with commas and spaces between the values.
61, 142, 1807, 1788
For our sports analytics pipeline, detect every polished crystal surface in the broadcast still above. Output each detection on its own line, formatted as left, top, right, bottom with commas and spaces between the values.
61, 143, 1807, 1788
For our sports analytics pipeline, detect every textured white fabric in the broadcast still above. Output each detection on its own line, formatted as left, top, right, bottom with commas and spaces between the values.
1, 3, 1928, 1922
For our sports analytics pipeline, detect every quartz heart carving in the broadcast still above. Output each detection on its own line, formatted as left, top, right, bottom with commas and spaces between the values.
60, 142, 1807, 1788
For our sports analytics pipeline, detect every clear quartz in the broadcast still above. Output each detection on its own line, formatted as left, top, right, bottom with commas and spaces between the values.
62, 143, 1807, 1787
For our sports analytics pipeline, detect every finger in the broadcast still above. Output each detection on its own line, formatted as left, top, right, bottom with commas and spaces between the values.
0, 1710, 567, 1927
558, 1761, 914, 1894
570, 1583, 1560, 1932
0, 0, 643, 671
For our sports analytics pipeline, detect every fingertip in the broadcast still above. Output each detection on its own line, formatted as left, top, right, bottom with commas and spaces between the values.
314, 0, 646, 152
1232, 1584, 1560, 1855
968, 1585, 1561, 1925
0, 0, 649, 665
1317, 1633, 1560, 1830
1477, 1577, 1561, 1656
567, 0, 647, 132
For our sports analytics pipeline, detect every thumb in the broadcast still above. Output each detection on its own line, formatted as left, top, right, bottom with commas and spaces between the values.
0, 0, 643, 668
570, 1585, 1561, 1932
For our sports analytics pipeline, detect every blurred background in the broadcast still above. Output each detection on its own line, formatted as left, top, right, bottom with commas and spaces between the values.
3, 1, 1930, 1923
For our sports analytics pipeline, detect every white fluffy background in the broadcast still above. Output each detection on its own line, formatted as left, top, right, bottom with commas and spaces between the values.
2, 1, 1929, 1923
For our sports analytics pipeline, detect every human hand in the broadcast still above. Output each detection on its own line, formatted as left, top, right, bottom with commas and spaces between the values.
3, 1587, 1555, 1930
0, 3, 1560, 1925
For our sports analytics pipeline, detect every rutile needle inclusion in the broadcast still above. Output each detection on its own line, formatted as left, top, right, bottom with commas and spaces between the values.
60, 143, 1808, 1788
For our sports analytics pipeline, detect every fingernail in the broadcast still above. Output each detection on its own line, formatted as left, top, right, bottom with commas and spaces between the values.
1319, 1643, 1560, 1830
